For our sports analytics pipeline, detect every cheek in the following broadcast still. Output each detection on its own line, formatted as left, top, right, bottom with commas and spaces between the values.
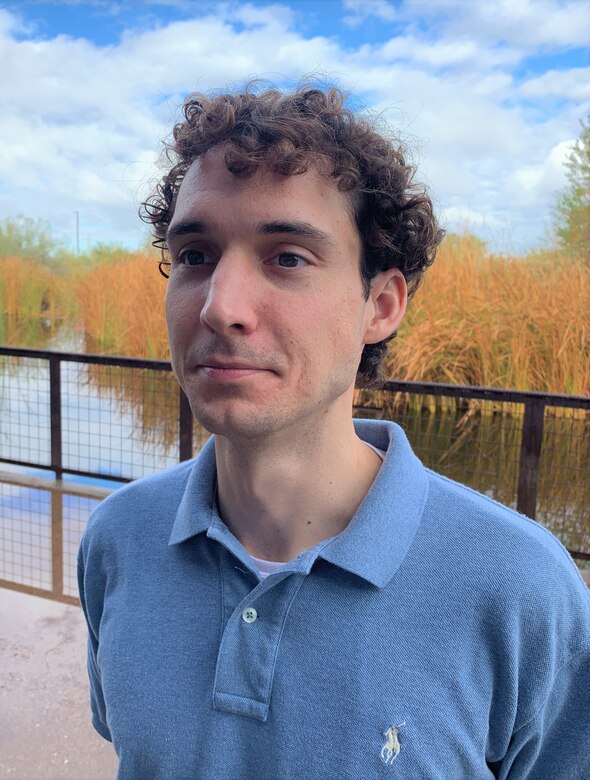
294, 294, 364, 386
330, 292, 366, 353
166, 282, 200, 340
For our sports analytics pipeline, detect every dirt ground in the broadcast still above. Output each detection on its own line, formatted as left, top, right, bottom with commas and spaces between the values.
0, 589, 118, 780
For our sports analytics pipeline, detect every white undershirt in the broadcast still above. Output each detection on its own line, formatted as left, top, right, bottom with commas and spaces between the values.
249, 442, 386, 579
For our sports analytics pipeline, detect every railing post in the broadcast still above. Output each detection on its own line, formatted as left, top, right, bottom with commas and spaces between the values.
49, 355, 64, 598
49, 355, 63, 480
51, 490, 64, 598
517, 398, 546, 520
179, 387, 193, 462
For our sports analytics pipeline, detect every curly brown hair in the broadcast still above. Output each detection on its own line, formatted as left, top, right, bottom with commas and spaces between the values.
140, 82, 444, 388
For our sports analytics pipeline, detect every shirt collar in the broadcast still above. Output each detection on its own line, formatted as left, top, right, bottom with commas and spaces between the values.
168, 419, 429, 589
318, 419, 429, 587
168, 434, 218, 544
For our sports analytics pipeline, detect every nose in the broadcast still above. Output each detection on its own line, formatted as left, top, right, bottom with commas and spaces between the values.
199, 253, 259, 335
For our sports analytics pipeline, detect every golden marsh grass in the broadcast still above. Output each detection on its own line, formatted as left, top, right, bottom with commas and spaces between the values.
2, 235, 588, 397
71, 252, 169, 359
387, 235, 589, 397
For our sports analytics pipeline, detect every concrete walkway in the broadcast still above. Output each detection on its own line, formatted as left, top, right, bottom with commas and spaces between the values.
0, 589, 118, 780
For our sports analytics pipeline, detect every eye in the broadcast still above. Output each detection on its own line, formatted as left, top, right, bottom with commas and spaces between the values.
178, 249, 214, 267
269, 253, 307, 269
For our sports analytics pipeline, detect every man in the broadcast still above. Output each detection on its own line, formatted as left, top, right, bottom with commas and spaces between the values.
78, 84, 590, 779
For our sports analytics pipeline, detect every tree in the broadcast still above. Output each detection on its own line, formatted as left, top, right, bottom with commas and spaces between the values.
554, 117, 590, 257
0, 215, 60, 262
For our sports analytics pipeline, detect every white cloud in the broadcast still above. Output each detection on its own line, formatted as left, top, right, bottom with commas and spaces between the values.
408, 0, 590, 50
231, 2, 297, 28
0, 2, 587, 254
377, 35, 497, 68
0, 7, 32, 35
511, 139, 575, 200
442, 205, 504, 230
519, 67, 590, 101
343, 0, 397, 28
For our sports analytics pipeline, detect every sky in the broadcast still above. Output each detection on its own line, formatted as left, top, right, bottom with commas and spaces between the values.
0, 0, 588, 255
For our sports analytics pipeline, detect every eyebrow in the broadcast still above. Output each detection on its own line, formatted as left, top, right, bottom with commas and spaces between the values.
166, 219, 336, 249
166, 220, 207, 242
255, 221, 337, 249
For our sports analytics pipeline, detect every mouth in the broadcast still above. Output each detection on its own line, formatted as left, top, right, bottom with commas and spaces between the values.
196, 364, 269, 381
200, 362, 261, 370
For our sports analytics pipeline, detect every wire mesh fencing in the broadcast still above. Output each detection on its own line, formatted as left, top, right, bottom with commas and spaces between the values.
1, 348, 589, 603
0, 354, 51, 467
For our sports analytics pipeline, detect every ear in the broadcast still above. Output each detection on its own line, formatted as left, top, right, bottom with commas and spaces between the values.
363, 268, 407, 345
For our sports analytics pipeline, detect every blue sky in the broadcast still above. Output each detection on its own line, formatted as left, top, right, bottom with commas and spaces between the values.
1, 0, 588, 253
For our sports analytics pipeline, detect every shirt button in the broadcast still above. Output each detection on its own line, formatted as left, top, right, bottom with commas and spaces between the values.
242, 607, 258, 624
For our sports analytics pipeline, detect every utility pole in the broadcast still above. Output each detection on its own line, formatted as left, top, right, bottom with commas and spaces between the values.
74, 211, 80, 255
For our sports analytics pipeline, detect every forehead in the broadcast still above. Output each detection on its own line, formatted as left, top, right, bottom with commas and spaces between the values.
171, 147, 358, 237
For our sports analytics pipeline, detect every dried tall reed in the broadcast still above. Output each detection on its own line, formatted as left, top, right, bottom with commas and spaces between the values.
0, 255, 69, 346
3, 236, 589, 398
72, 252, 169, 359
387, 235, 589, 396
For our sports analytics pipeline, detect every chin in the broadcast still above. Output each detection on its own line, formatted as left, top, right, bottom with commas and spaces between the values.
192, 403, 279, 441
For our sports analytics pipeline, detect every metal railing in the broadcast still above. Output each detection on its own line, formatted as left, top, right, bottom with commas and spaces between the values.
377, 379, 590, 526
1, 347, 589, 603
1, 347, 194, 481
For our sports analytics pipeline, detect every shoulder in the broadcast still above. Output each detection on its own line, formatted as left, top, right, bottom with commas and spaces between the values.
425, 468, 582, 572
80, 458, 196, 551
419, 470, 590, 712
422, 468, 589, 627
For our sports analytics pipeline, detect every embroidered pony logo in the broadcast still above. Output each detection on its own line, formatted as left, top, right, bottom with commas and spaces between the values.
381, 722, 406, 765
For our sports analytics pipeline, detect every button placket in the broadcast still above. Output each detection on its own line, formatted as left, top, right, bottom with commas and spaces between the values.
213, 571, 307, 720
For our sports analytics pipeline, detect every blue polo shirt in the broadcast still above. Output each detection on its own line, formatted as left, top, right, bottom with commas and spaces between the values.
77, 419, 590, 779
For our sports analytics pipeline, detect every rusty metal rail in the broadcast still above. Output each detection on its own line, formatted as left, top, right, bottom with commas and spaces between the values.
379, 379, 590, 530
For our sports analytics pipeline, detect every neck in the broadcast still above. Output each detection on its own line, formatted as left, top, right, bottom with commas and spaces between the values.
214, 411, 382, 562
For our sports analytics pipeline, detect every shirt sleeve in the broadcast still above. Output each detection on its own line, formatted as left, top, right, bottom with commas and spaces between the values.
496, 645, 590, 779
77, 550, 112, 743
